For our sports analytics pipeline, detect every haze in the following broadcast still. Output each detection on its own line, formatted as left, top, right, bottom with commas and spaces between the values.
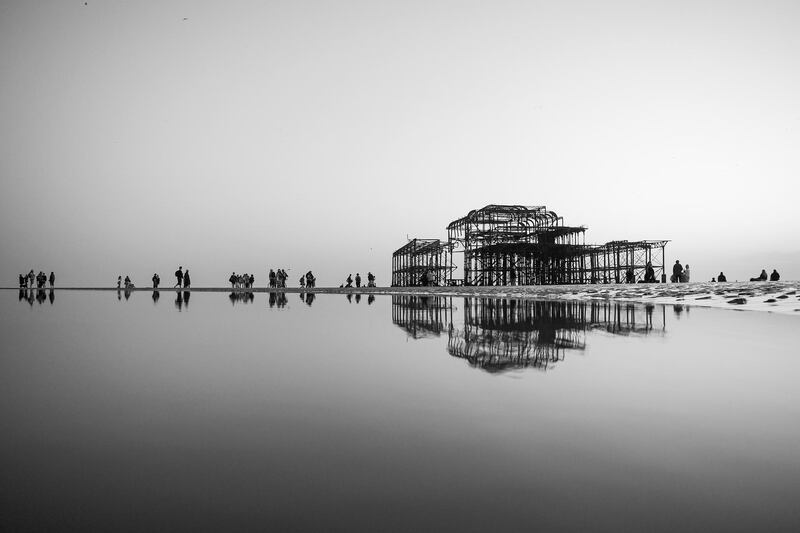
1, 0, 798, 287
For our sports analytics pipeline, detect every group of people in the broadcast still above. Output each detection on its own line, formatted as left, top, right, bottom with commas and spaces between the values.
300, 271, 316, 288
117, 275, 135, 289
344, 272, 375, 288
749, 269, 780, 282
229, 272, 256, 289
174, 267, 191, 288
671, 261, 691, 283
269, 269, 289, 288
19, 270, 54, 289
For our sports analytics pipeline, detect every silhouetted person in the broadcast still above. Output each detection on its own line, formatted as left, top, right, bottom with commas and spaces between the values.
644, 261, 656, 283
117, 275, 122, 289
625, 267, 635, 283
672, 260, 683, 283
152, 290, 160, 304
355, 293, 361, 304
18, 289, 24, 301
355, 273, 361, 288
367, 272, 375, 287
750, 269, 768, 282
19, 274, 25, 288
682, 264, 691, 283
346, 274, 353, 288
299, 276, 305, 288
152, 273, 160, 288
770, 269, 780, 281
229, 272, 237, 288
175, 266, 183, 288
269, 269, 276, 288
28, 270, 35, 288
49, 272, 55, 288
183, 269, 191, 288
123, 287, 131, 300
249, 274, 254, 288
124, 275, 132, 288
37, 289, 47, 304
711, 277, 716, 282
718, 272, 727, 282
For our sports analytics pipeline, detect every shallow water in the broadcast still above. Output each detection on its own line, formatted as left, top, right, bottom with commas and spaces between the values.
2, 290, 800, 532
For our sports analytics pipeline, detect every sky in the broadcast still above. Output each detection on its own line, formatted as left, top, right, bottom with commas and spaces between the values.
1, 0, 798, 287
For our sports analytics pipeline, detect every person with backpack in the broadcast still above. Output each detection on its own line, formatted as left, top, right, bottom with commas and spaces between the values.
174, 266, 184, 288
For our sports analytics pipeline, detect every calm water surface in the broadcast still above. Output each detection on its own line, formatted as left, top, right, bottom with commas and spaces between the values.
2, 290, 799, 532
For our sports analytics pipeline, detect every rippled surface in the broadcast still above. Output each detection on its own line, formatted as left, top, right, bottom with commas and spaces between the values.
2, 290, 799, 531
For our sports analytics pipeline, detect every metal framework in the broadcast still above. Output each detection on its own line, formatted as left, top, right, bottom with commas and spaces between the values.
391, 239, 454, 287
391, 204, 667, 286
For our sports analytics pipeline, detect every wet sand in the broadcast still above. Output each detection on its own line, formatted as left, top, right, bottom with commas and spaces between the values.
6, 281, 800, 315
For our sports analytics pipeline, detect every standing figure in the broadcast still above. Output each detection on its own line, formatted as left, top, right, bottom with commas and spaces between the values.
367, 272, 375, 287
249, 274, 255, 288
19, 274, 25, 288
346, 274, 353, 288
355, 273, 361, 288
299, 275, 305, 288
152, 273, 160, 288
183, 269, 191, 288
124, 275, 132, 288
117, 276, 122, 289
682, 264, 691, 283
644, 262, 656, 283
269, 269, 276, 288
672, 260, 683, 283
229, 272, 237, 288
49, 272, 55, 288
174, 266, 184, 288
28, 270, 35, 288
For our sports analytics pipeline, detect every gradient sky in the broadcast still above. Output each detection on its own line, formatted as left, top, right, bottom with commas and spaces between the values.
1, 0, 798, 286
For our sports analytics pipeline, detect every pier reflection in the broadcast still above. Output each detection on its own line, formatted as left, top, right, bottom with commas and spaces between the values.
392, 296, 666, 372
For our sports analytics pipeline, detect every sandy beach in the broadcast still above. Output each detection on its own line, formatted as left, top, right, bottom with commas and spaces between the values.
8, 281, 800, 315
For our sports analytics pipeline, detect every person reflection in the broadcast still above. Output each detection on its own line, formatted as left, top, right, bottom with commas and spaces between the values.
346, 293, 352, 304
117, 289, 121, 301
368, 294, 375, 305
175, 291, 184, 311
355, 294, 361, 304
48, 289, 55, 305
152, 290, 160, 304
305, 292, 315, 306
277, 292, 287, 308
269, 292, 276, 308
37, 289, 47, 305
123, 288, 132, 301
18, 289, 24, 302
673, 304, 684, 317
183, 291, 190, 309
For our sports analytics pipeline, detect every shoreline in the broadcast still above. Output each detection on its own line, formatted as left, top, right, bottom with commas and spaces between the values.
5, 281, 800, 315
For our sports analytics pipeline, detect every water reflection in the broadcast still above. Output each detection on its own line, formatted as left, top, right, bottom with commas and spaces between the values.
152, 290, 160, 304
229, 291, 256, 305
268, 292, 287, 308
300, 292, 315, 306
392, 296, 666, 372
49, 289, 55, 305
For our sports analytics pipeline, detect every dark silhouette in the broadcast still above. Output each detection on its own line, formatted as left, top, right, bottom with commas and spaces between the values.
625, 267, 635, 283
671, 260, 683, 283
711, 277, 716, 282
749, 269, 768, 282
249, 274, 254, 288
682, 264, 691, 283
269, 269, 276, 288
420, 271, 430, 286
299, 275, 305, 288
367, 272, 376, 287
305, 271, 316, 288
355, 293, 361, 304
269, 292, 276, 308
19, 274, 25, 288
49, 272, 55, 288
152, 290, 160, 304
346, 293, 353, 303
124, 275, 132, 288
152, 273, 160, 288
123, 287, 132, 300
644, 262, 657, 283
117, 276, 122, 289
175, 291, 184, 311
183, 270, 191, 288
304, 292, 315, 306
346, 274, 353, 288
48, 289, 55, 305
183, 291, 190, 308
36, 289, 47, 305
174, 266, 183, 288
718, 272, 727, 282
355, 273, 361, 288
770, 269, 780, 281
229, 272, 237, 288
368, 295, 375, 305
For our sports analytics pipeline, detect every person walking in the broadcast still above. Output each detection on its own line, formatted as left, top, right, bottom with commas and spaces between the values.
174, 266, 184, 288
183, 269, 191, 288
346, 274, 353, 288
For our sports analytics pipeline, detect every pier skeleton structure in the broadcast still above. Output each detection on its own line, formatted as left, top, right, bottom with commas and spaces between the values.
392, 204, 667, 286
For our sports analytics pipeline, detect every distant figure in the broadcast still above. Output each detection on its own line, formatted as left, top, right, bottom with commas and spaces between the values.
249, 274, 254, 288
644, 261, 656, 283
367, 272, 375, 287
117, 276, 122, 289
28, 270, 35, 287
346, 274, 353, 288
671, 260, 683, 283
229, 272, 237, 288
682, 264, 691, 283
124, 275, 132, 289
355, 273, 361, 288
625, 267, 635, 283
770, 269, 780, 281
749, 269, 768, 282
269, 269, 276, 288
19, 274, 25, 288
175, 266, 184, 288
183, 269, 191, 288
299, 275, 305, 288
718, 272, 727, 282
152, 273, 160, 288
711, 277, 716, 282
49, 272, 55, 288
306, 271, 315, 288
